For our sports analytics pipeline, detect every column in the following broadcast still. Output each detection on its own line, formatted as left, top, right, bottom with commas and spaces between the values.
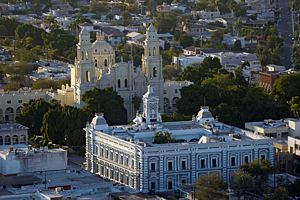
142, 155, 149, 192
222, 150, 228, 182
191, 152, 196, 184
159, 155, 164, 191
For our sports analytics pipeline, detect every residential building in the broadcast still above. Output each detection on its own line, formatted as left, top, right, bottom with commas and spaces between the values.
183, 21, 207, 37
258, 71, 279, 92
98, 27, 126, 46
266, 64, 286, 72
215, 52, 259, 72
246, 118, 300, 156
85, 86, 274, 193
245, 119, 289, 139
0, 123, 67, 175
194, 10, 221, 20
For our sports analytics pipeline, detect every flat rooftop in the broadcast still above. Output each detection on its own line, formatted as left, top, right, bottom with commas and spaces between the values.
91, 120, 269, 147
245, 119, 288, 129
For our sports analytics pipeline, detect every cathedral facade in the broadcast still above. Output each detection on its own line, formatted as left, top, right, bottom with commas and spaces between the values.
71, 24, 165, 120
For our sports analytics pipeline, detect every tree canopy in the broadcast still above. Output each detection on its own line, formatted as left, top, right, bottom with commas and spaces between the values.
195, 173, 226, 200
82, 87, 127, 125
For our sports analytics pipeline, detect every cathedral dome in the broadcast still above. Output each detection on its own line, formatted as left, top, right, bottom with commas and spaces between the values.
91, 32, 114, 55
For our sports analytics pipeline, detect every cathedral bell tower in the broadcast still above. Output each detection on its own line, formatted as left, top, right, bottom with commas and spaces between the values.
142, 24, 164, 113
142, 85, 162, 124
71, 27, 96, 107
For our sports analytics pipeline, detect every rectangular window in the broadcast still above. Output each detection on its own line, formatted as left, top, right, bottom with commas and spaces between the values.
18, 100, 22, 103
100, 166, 104, 175
125, 157, 129, 166
115, 154, 119, 162
106, 150, 109, 159
244, 156, 249, 163
101, 148, 104, 157
110, 152, 113, 160
260, 155, 266, 160
182, 160, 187, 170
181, 179, 187, 185
7, 100, 11, 104
168, 161, 173, 171
231, 157, 236, 166
120, 155, 123, 164
131, 160, 134, 169
150, 163, 156, 172
212, 158, 217, 168
200, 159, 205, 168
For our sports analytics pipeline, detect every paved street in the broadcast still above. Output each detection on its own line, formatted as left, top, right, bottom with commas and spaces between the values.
278, 0, 293, 68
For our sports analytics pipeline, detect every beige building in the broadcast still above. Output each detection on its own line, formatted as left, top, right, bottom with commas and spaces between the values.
0, 89, 51, 122
164, 81, 192, 112
55, 24, 190, 120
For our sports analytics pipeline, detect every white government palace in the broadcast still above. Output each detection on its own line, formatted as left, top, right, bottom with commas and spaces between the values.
0, 24, 191, 122
85, 85, 274, 192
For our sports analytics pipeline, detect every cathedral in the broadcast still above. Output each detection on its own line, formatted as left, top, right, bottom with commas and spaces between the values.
71, 24, 164, 119
63, 24, 192, 120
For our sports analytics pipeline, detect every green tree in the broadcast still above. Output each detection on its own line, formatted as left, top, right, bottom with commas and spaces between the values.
265, 187, 290, 200
272, 74, 300, 103
163, 64, 182, 80
179, 33, 194, 48
231, 170, 255, 200
290, 96, 300, 118
16, 99, 52, 136
154, 13, 178, 34
240, 160, 273, 192
209, 29, 224, 48
82, 87, 127, 125
195, 173, 226, 200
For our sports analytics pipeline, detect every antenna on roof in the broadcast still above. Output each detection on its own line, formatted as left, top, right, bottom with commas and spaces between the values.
97, 104, 101, 113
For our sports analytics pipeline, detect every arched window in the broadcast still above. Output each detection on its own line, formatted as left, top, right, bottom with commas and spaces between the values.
104, 59, 108, 67
16, 107, 22, 117
164, 98, 170, 111
149, 48, 151, 56
5, 135, 11, 145
20, 135, 26, 144
82, 51, 84, 60
86, 71, 90, 82
12, 135, 18, 144
124, 79, 128, 88
0, 136, 3, 145
5, 107, 14, 122
118, 79, 121, 88
153, 67, 157, 78
153, 47, 155, 56
95, 59, 98, 67
172, 97, 179, 108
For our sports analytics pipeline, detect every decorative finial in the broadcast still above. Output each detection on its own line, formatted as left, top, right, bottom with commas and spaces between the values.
96, 31, 104, 41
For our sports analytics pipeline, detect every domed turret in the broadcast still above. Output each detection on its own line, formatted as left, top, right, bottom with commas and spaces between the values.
196, 106, 215, 124
91, 113, 109, 132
